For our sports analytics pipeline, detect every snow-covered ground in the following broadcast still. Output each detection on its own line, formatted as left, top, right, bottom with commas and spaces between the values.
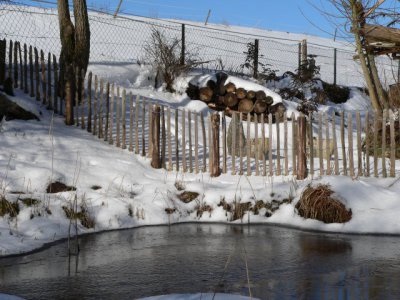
1, 78, 400, 258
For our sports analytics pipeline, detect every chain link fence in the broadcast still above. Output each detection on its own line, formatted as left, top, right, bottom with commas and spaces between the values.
0, 0, 398, 88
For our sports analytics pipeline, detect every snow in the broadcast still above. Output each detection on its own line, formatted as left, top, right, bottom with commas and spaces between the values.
0, 294, 25, 300
140, 294, 260, 300
1, 3, 400, 263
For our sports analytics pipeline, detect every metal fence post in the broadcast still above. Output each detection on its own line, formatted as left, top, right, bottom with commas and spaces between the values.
334, 48, 337, 86
253, 39, 259, 79
180, 23, 185, 66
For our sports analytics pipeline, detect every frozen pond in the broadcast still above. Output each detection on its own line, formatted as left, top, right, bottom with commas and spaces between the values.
1, 224, 400, 299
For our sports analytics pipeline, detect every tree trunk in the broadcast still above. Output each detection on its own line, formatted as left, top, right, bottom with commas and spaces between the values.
73, 0, 90, 104
58, 0, 76, 125
367, 53, 389, 109
350, 0, 381, 111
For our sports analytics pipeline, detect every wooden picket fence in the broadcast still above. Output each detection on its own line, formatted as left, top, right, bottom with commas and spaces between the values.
1, 39, 399, 179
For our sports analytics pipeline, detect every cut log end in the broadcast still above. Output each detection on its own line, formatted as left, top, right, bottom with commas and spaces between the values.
238, 99, 254, 113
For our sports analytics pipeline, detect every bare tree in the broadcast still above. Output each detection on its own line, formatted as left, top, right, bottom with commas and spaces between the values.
318, 0, 394, 110
57, 0, 90, 125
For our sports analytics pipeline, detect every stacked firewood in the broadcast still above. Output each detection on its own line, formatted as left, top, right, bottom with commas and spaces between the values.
186, 72, 286, 122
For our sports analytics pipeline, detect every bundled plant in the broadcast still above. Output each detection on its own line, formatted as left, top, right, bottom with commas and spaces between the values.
144, 28, 200, 93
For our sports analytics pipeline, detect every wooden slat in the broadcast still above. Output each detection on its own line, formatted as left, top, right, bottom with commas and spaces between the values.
348, 112, 354, 177
208, 113, 213, 174
356, 111, 362, 176
382, 109, 387, 178
87, 71, 92, 132
93, 75, 98, 136
261, 113, 267, 176
231, 112, 237, 175
269, 113, 273, 176
29, 46, 34, 98
75, 70, 79, 127
325, 113, 331, 175
122, 89, 127, 149
308, 114, 314, 176
390, 109, 396, 177
40, 50, 46, 105
34, 47, 40, 101
18, 43, 23, 90
24, 44, 28, 94
284, 113, 288, 176
182, 109, 187, 173
104, 82, 109, 141
247, 116, 251, 176
201, 111, 207, 172
141, 99, 146, 157
373, 110, 379, 177
254, 114, 259, 176
317, 113, 323, 175
80, 70, 86, 130
276, 113, 281, 176
109, 83, 114, 144
161, 106, 166, 169
116, 87, 121, 147
135, 96, 140, 154
222, 112, 227, 174
188, 110, 193, 173
47, 53, 52, 109
175, 109, 179, 171
98, 79, 104, 139
291, 113, 296, 176
239, 112, 244, 175
167, 107, 173, 171
8, 40, 12, 80
340, 111, 347, 176
148, 103, 153, 158
194, 112, 199, 174
332, 111, 339, 175
365, 111, 370, 177
129, 92, 134, 152
53, 55, 58, 114
13, 41, 17, 89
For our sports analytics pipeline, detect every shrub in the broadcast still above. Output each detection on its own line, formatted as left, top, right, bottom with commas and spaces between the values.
144, 28, 200, 93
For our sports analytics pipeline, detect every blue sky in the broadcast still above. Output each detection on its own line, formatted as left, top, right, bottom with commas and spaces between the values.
24, 0, 399, 40
89, 0, 337, 37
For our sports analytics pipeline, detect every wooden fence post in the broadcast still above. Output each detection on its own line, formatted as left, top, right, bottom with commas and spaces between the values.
142, 99, 146, 157
87, 71, 92, 132
276, 113, 281, 176
23, 44, 28, 94
222, 112, 227, 174
390, 109, 396, 177
188, 110, 193, 172
211, 113, 221, 177
18, 42, 23, 90
135, 96, 140, 154
34, 48, 40, 101
340, 111, 347, 176
29, 46, 34, 98
80, 69, 86, 129
239, 112, 244, 175
40, 50, 46, 105
168, 107, 172, 171
53, 54, 58, 113
195, 112, 199, 174
161, 106, 166, 169
98, 79, 104, 139
232, 113, 237, 175
180, 23, 185, 66
175, 109, 179, 170
182, 109, 186, 172
253, 39, 259, 79
291, 113, 296, 176
365, 111, 370, 177
8, 40, 12, 80
47, 53, 52, 109
109, 83, 114, 144
262, 113, 267, 176
13, 41, 18, 89
201, 111, 207, 172
129, 92, 134, 152
0, 39, 5, 85
93, 75, 98, 136
308, 114, 314, 176
254, 114, 259, 176
373, 110, 379, 177
332, 111, 339, 175
297, 114, 307, 180
318, 112, 323, 175
151, 105, 161, 169
382, 109, 387, 178
247, 116, 251, 176
348, 112, 354, 177
122, 89, 127, 149
356, 111, 362, 176
269, 113, 274, 176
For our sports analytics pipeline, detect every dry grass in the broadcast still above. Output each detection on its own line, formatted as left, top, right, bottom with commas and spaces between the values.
0, 196, 19, 217
178, 191, 199, 203
62, 203, 95, 229
296, 184, 352, 224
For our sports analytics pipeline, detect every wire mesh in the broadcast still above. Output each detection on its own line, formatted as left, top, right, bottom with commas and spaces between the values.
0, 0, 398, 87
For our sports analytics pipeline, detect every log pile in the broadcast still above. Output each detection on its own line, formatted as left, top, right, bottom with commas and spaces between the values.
186, 72, 286, 122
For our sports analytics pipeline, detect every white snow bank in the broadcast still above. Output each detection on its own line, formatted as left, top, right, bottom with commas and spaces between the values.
140, 294, 259, 300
